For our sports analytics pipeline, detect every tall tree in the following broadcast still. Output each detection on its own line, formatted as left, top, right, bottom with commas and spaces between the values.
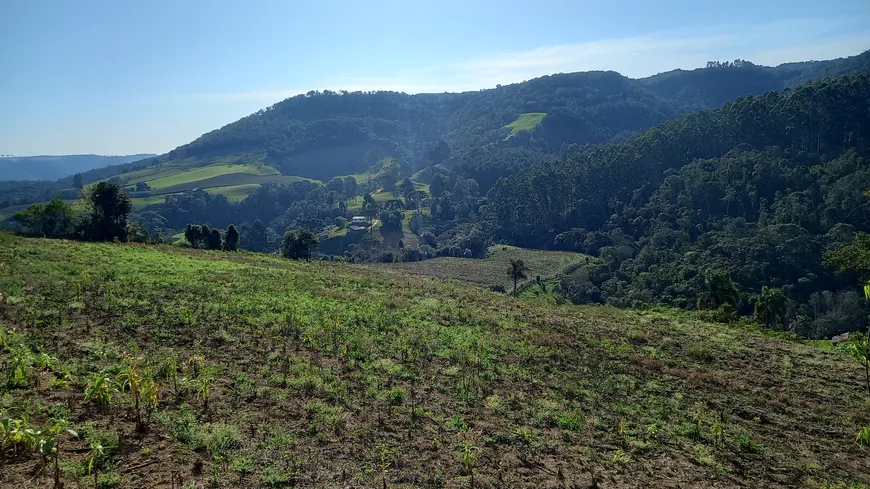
398, 177, 415, 201
508, 259, 527, 296
223, 224, 240, 251
41, 198, 76, 238
430, 174, 446, 198
245, 219, 268, 252
83, 182, 132, 242
753, 286, 789, 329
184, 224, 202, 249
281, 229, 319, 260
207, 228, 223, 250
697, 269, 741, 310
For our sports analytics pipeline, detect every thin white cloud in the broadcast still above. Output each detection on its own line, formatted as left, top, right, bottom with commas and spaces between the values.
188, 17, 868, 102
746, 33, 870, 66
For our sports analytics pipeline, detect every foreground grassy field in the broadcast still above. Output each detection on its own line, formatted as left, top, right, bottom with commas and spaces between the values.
382, 245, 590, 291
0, 234, 868, 489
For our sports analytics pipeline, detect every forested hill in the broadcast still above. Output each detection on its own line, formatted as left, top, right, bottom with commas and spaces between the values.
72, 50, 870, 184
486, 71, 870, 338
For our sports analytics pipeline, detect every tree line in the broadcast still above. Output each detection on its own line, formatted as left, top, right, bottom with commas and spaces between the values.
183, 223, 239, 251
483, 71, 870, 337
12, 182, 135, 242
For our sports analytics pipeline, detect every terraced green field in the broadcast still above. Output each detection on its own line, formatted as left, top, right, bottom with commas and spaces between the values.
130, 195, 168, 207
504, 112, 546, 139
146, 164, 278, 190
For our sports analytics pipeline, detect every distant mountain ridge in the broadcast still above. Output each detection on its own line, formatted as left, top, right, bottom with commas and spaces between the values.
0, 154, 155, 182
101, 50, 870, 183
0, 49, 868, 209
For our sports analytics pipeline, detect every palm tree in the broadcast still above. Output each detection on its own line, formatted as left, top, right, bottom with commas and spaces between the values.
507, 259, 527, 296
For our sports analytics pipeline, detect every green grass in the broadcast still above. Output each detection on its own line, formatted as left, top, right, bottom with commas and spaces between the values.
325, 225, 348, 238
122, 165, 188, 186
518, 277, 562, 304
1, 233, 868, 489
504, 112, 546, 139
345, 172, 376, 184
146, 164, 278, 190
205, 184, 262, 202
345, 195, 364, 212
130, 195, 168, 207
382, 244, 589, 290
372, 190, 401, 202
169, 231, 187, 245
401, 209, 430, 233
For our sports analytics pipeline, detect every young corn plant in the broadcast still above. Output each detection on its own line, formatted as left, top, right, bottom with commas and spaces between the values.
1, 416, 41, 455
377, 443, 392, 489
117, 356, 145, 432
612, 449, 629, 464
142, 377, 160, 427
84, 373, 116, 406
857, 426, 870, 449
457, 430, 480, 489
618, 420, 629, 447
710, 421, 725, 447
197, 365, 215, 411
87, 441, 105, 489
41, 418, 77, 489
845, 331, 870, 396
692, 411, 705, 441
157, 352, 180, 395
6, 345, 34, 388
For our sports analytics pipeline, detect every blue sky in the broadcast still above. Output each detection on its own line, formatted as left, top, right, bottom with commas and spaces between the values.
1, 0, 868, 156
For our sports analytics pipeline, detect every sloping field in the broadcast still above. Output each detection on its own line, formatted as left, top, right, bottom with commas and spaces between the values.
146, 164, 278, 190
0, 233, 867, 488
382, 244, 589, 290
153, 173, 316, 195
130, 195, 168, 207
205, 183, 262, 202
372, 190, 401, 202
122, 165, 188, 185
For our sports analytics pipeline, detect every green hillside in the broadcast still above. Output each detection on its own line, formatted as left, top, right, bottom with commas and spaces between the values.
5, 50, 866, 213
1, 234, 868, 488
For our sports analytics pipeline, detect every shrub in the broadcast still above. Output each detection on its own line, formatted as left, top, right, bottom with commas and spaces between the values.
386, 386, 406, 406
199, 423, 240, 461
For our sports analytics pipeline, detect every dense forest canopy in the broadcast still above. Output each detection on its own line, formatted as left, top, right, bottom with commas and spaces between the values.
2, 49, 867, 207
485, 72, 870, 337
